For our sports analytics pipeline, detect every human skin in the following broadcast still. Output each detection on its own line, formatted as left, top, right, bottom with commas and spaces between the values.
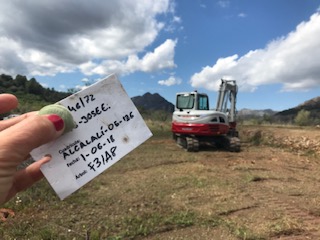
0, 94, 65, 205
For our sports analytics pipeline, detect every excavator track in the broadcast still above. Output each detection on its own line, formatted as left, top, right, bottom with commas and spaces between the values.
186, 137, 199, 152
175, 134, 240, 152
228, 136, 241, 152
175, 135, 199, 152
213, 135, 241, 152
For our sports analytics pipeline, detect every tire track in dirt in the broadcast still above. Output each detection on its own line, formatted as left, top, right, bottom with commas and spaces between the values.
249, 182, 320, 239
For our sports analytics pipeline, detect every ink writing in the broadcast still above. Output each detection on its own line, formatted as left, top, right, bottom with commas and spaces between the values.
60, 125, 107, 160
87, 146, 117, 172
67, 157, 80, 167
59, 140, 80, 154
60, 110, 134, 160
78, 103, 111, 125
75, 169, 87, 179
67, 94, 96, 112
79, 135, 115, 162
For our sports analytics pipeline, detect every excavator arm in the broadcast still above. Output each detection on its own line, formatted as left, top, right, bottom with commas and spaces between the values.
216, 79, 238, 123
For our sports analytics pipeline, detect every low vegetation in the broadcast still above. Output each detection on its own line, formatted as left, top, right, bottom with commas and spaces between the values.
1, 121, 320, 239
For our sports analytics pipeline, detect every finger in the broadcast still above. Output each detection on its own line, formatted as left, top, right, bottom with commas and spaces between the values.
0, 112, 36, 131
0, 94, 18, 113
4, 156, 51, 202
0, 114, 65, 163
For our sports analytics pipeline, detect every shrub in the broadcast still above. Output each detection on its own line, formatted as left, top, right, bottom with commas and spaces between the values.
294, 109, 311, 126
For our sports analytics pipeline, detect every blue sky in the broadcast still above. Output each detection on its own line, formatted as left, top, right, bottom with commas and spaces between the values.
0, 0, 320, 111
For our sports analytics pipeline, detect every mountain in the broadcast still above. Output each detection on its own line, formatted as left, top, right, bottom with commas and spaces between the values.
131, 92, 174, 113
276, 96, 320, 116
275, 96, 320, 122
238, 108, 277, 117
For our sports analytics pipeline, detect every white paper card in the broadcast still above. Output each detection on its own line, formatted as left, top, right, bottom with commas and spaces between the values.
31, 74, 152, 199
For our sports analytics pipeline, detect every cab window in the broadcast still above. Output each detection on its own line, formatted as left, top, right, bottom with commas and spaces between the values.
177, 94, 195, 109
219, 116, 226, 123
198, 95, 209, 110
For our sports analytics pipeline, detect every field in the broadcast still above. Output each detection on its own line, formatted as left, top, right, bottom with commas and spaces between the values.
1, 122, 320, 240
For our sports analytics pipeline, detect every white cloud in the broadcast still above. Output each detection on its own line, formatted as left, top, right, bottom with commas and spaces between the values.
75, 85, 89, 91
238, 13, 247, 18
173, 16, 182, 23
158, 76, 182, 86
164, 15, 182, 33
40, 82, 48, 88
217, 0, 230, 8
79, 39, 177, 76
0, 0, 177, 77
59, 84, 66, 90
190, 12, 320, 92
140, 39, 177, 72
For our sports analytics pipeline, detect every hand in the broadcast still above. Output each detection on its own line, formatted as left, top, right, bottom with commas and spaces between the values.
0, 94, 65, 204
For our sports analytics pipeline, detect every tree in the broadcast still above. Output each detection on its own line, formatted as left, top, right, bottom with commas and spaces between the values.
0, 74, 14, 88
15, 74, 28, 89
294, 109, 311, 126
262, 113, 273, 124
26, 78, 44, 95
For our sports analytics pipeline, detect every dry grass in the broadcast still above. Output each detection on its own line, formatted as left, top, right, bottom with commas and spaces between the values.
1, 122, 320, 239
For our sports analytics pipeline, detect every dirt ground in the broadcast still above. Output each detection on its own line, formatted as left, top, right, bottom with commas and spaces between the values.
1, 125, 320, 240
143, 126, 320, 240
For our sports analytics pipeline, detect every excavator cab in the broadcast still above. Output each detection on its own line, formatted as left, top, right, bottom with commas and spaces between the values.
176, 92, 209, 111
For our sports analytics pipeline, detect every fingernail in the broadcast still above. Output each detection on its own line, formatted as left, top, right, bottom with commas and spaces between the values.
47, 114, 64, 132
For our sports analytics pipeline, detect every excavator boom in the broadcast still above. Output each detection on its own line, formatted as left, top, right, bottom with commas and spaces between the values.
216, 79, 238, 123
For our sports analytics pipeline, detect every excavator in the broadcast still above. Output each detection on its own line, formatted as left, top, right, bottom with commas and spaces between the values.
171, 79, 240, 152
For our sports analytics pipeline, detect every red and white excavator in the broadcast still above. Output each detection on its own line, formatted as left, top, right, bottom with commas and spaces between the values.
171, 79, 240, 152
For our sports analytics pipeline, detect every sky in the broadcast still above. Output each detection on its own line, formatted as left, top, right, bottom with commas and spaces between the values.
0, 0, 320, 111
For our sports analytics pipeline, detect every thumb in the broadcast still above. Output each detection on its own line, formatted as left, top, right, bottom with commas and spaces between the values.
0, 114, 65, 162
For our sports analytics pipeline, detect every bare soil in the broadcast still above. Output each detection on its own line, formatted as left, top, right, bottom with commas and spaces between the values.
1, 125, 320, 240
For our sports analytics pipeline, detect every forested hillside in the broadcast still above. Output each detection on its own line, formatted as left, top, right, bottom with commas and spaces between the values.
274, 96, 320, 125
0, 74, 70, 117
